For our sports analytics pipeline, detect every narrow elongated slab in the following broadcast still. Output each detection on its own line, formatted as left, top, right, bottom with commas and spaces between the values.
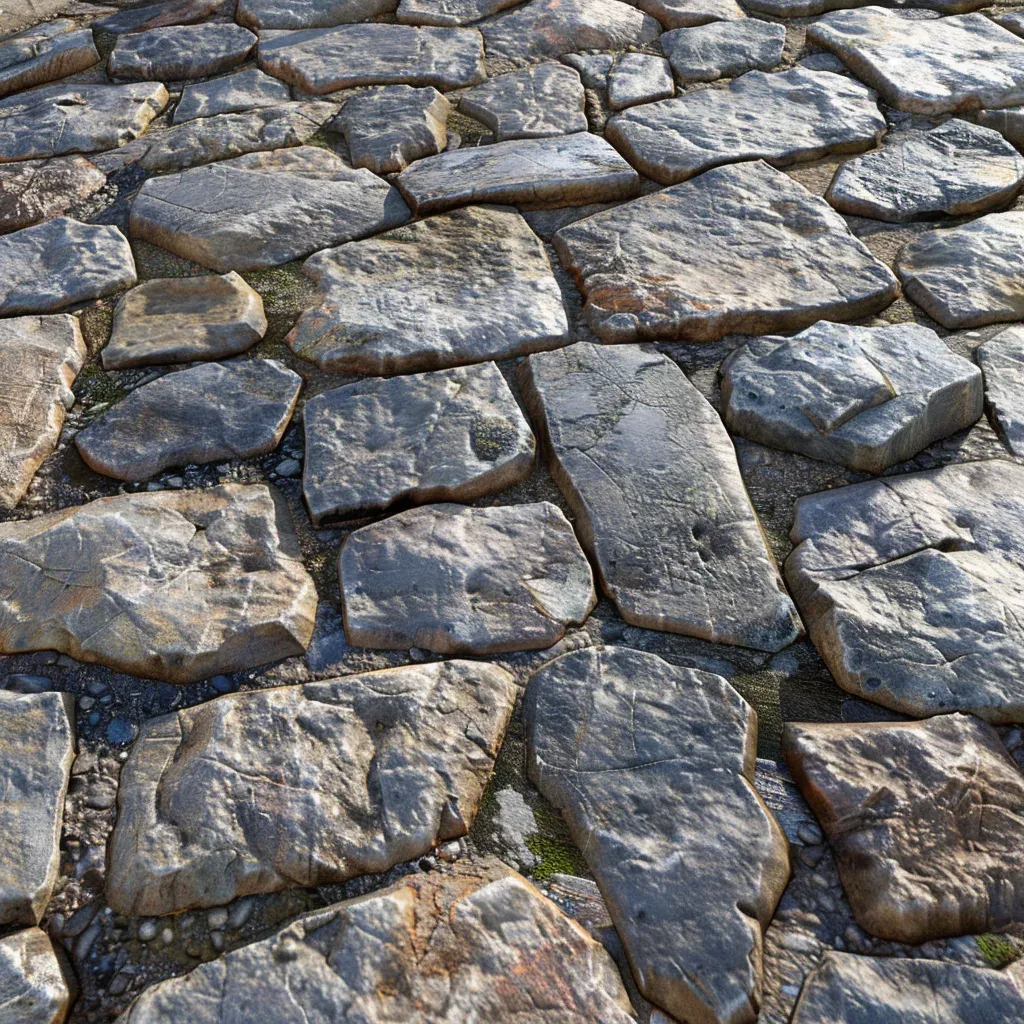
978, 326, 1024, 456
0, 929, 74, 1024
0, 21, 98, 100
520, 342, 803, 651
238, 0, 397, 30
0, 155, 106, 235
397, 0, 522, 23
525, 647, 790, 1024
636, 0, 746, 28
93, 0, 236, 35
108, 24, 256, 82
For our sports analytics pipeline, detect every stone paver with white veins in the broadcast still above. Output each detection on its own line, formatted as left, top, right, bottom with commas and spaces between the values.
0, 155, 106, 235
303, 362, 535, 523
520, 343, 803, 650
340, 502, 595, 654
0, 929, 75, 1024
238, 0, 397, 30
287, 205, 569, 373
0, 20, 98, 100
173, 67, 293, 124
108, 24, 257, 82
661, 19, 786, 82
977, 325, 1024, 456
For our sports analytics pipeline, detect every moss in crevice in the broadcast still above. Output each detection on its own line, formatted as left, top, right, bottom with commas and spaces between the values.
977, 933, 1022, 969
524, 801, 589, 882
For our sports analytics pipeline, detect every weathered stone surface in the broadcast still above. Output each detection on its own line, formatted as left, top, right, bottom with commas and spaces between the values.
976, 106, 1024, 152
827, 119, 1024, 221
0, 484, 317, 684
722, 321, 983, 474
130, 146, 410, 272
0, 314, 85, 509
0, 155, 105, 235
785, 460, 1024, 722
115, 860, 635, 1021
287, 205, 568, 373
997, 10, 1024, 38
108, 24, 257, 82
0, 218, 136, 316
895, 212, 1024, 329
748, 0, 988, 14
341, 502, 595, 654
106, 661, 515, 915
258, 24, 485, 93
93, 0, 236, 36
606, 68, 884, 184
0, 929, 74, 1024
978, 326, 1024, 456
552, 160, 899, 342
0, 20, 97, 100
237, 0, 396, 30
526, 646, 790, 1024
661, 19, 785, 82
520, 343, 803, 650
636, 0, 745, 28
807, 9, 1024, 114
607, 53, 674, 110
397, 0, 521, 24
173, 67, 292, 124
396, 131, 639, 214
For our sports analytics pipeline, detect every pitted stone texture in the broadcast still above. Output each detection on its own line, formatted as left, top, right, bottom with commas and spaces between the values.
607, 53, 673, 110
303, 363, 535, 523
785, 460, 1024, 722
130, 146, 410, 273
106, 661, 515, 916
721, 321, 983, 474
341, 502, 595, 654
662, 19, 785, 82
520, 343, 802, 651
525, 646, 790, 1024
258, 24, 485, 93
636, 0, 746, 28
108, 23, 256, 82
0, 21, 98, 101
0, 218, 136, 317
0, 314, 85, 509
396, 131, 639, 214
895, 212, 1024, 329
0, 484, 317, 684
0, 155, 104, 235
103, 272, 266, 370
459, 64, 586, 140
552, 161, 898, 343
237, 0, 397, 30
978, 326, 1024, 456
828, 119, 1024, 221
0, 929, 74, 1024
115, 860, 635, 1022
606, 68, 884, 185
93, 0, 237, 36
173, 68, 292, 124
397, 0, 522, 23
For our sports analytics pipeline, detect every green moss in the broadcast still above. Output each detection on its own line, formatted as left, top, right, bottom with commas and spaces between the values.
524, 802, 589, 882
977, 933, 1021, 969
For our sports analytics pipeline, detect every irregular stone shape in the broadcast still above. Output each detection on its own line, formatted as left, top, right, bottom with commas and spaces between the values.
0, 218, 136, 317
0, 21, 98, 101
785, 460, 1024, 722
978, 326, 1024, 456
0, 484, 317, 684
561, 51, 614, 89
974, 105, 1024, 154
459, 64, 586, 141
895, 212, 1024, 329
93, 0, 237, 36
340, 502, 595, 654
329, 84, 449, 174
662, 19, 785, 82
288, 206, 568, 374
828, 119, 1024, 222
396, 131, 639, 214
0, 155, 105, 235
722, 321, 983, 474
0, 929, 74, 1024
635, 0, 746, 28
748, 0, 989, 14
108, 24, 257, 82
525, 647, 790, 1024
997, 10, 1024, 39
0, 314, 85, 509
552, 160, 898, 342
607, 53, 674, 110
130, 146, 410, 272
237, 0, 396, 30
173, 67, 292, 124
0, 82, 168, 162
606, 68, 884, 185
115, 860, 635, 1021
258, 24, 485, 93
397, 0, 522, 23
806, 9, 1024, 114
520, 343, 802, 650
106, 661, 515, 915
303, 363, 535, 523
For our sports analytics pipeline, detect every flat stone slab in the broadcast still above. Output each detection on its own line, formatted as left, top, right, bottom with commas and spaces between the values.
552, 160, 899, 342
661, 19, 785, 82
237, 0, 396, 30
895, 211, 1024, 328
303, 362, 535, 523
108, 24, 257, 82
173, 67, 292, 124
0, 20, 98, 100
636, 0, 746, 27
0, 483, 317, 684
258, 24, 485, 93
606, 68, 884, 185
130, 146, 410, 272
0, 314, 86, 509
397, 0, 521, 23
977, 106, 1024, 151
828, 119, 1024, 221
0, 929, 74, 1024
520, 343, 803, 650
340, 502, 595, 654
0, 217, 136, 317
396, 131, 640, 214
978, 325, 1024, 456
785, 460, 1024, 721
721, 321, 983, 473
106, 661, 515, 915
607, 53, 674, 110
525, 646, 790, 1024
286, 205, 568, 374
748, 0, 989, 14
93, 0, 237, 35
0, 154, 105, 236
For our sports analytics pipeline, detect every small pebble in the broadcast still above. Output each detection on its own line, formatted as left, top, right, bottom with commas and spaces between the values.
275, 458, 301, 478
138, 920, 158, 942
107, 718, 138, 745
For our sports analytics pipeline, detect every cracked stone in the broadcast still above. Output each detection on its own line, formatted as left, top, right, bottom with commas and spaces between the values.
173, 67, 293, 124
92, 0, 237, 36
0, 929, 75, 1024
107, 24, 257, 82
661, 19, 785, 82
237, 0, 397, 30
0, 20, 98, 100
396, 0, 522, 24
607, 53, 674, 110
635, 0, 746, 28
977, 325, 1024, 456
0, 154, 105, 236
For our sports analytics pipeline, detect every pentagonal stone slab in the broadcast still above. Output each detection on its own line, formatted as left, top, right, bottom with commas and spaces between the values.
0, 929, 74, 1024
340, 502, 595, 654
106, 661, 515, 915
977, 325, 1024, 456
108, 24, 257, 82
397, 0, 521, 23
0, 20, 98, 100
0, 154, 105, 235
0, 484, 317, 684
237, 0, 396, 30
721, 321, 983, 473
607, 53, 674, 110
785, 460, 1024, 722
525, 647, 790, 1024
287, 205, 568, 373
173, 67, 292, 124
552, 160, 898, 342
93, 0, 237, 36
661, 19, 785, 82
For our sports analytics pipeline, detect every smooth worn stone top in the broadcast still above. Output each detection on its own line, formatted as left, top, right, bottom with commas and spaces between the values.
397, 0, 522, 23
237, 0, 398, 30
661, 19, 786, 82
173, 67, 293, 124
552, 160, 899, 343
0, 20, 98, 100
636, 0, 747, 27
525, 646, 790, 1024
606, 52, 674, 110
0, 484, 318, 684
106, 661, 515, 916
108, 23, 257, 82
977, 325, 1024, 456
520, 343, 803, 651
0, 928, 75, 1024
92, 0, 238, 35
0, 154, 106, 235
785, 460, 1024, 722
